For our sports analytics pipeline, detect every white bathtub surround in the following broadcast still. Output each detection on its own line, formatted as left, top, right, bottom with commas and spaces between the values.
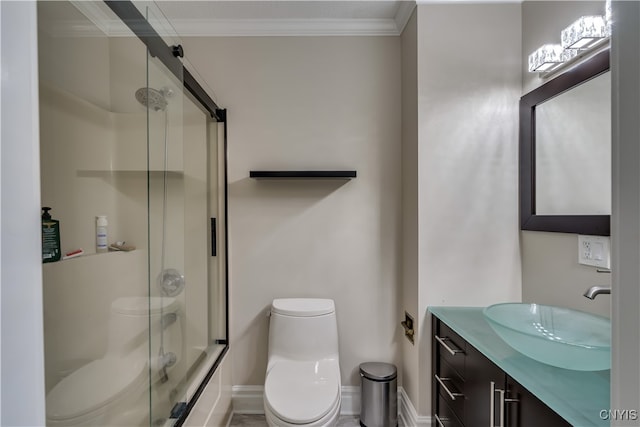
183, 352, 233, 427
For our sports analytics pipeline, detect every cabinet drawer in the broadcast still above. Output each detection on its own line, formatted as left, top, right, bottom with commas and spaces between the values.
436, 359, 465, 419
435, 322, 466, 378
435, 395, 464, 427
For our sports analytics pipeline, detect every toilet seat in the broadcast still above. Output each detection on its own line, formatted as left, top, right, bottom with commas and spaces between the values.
264, 360, 340, 424
46, 357, 146, 423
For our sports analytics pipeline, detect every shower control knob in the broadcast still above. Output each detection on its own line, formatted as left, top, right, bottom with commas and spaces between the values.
172, 45, 184, 58
158, 268, 185, 297
162, 352, 177, 368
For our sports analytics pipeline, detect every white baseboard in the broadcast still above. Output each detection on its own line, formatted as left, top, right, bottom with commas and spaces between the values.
232, 385, 431, 426
339, 386, 361, 415
231, 386, 265, 414
397, 388, 431, 427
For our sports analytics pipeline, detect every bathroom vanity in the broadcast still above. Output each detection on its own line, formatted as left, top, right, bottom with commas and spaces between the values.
430, 307, 610, 427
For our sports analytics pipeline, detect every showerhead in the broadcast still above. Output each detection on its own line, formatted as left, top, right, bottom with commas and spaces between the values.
135, 87, 168, 112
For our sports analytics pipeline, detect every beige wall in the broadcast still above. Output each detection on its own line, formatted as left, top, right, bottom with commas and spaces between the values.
521, 1, 611, 318
400, 9, 420, 411
2, 3, 48, 424
521, 231, 610, 317
415, 3, 523, 414
181, 36, 403, 387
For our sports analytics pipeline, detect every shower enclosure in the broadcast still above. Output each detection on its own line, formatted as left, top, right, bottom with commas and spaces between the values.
38, 1, 227, 425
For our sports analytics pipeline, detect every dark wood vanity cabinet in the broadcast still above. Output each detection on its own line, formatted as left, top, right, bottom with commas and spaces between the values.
432, 317, 571, 427
504, 378, 572, 427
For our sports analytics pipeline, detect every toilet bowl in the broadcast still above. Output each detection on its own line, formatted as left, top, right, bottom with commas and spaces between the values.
264, 298, 341, 427
46, 296, 180, 426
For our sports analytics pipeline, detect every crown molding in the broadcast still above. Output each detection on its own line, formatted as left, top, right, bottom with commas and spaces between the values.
416, 0, 520, 3
394, 2, 416, 34
66, 1, 131, 37
168, 17, 401, 37
67, 1, 418, 38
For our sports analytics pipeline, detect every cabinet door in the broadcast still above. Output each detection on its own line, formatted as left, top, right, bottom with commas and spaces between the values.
505, 376, 572, 427
465, 345, 505, 427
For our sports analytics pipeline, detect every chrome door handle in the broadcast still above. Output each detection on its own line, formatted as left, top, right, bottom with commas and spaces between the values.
435, 335, 464, 356
491, 381, 519, 427
490, 381, 496, 427
435, 374, 464, 401
434, 414, 447, 427
498, 387, 505, 427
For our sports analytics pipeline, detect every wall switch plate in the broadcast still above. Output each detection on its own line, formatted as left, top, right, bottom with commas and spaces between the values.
578, 235, 611, 269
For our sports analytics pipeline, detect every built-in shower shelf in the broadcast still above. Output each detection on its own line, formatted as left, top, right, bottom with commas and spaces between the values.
249, 170, 357, 179
42, 249, 143, 283
42, 249, 138, 266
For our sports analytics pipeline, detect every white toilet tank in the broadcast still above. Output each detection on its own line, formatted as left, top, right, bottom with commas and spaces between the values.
268, 298, 339, 366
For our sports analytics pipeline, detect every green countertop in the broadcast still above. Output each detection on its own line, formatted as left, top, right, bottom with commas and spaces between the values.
429, 306, 610, 427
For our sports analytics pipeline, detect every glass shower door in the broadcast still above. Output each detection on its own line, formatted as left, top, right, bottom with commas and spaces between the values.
39, 1, 226, 426
143, 4, 188, 425
140, 3, 228, 425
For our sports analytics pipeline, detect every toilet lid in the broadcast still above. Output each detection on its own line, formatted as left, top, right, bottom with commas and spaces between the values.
46, 357, 146, 421
111, 296, 176, 315
265, 360, 340, 424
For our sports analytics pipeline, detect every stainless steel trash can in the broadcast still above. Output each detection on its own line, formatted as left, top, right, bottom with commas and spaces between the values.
359, 362, 397, 427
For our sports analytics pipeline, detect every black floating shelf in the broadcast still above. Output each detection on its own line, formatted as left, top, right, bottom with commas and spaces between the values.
250, 170, 357, 179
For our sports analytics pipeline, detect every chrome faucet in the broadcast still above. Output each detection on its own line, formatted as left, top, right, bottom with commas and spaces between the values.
583, 285, 611, 300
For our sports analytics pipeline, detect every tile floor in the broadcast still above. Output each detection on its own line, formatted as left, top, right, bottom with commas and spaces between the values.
229, 414, 361, 426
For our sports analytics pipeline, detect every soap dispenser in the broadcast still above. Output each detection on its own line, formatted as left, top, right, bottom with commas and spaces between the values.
42, 207, 61, 263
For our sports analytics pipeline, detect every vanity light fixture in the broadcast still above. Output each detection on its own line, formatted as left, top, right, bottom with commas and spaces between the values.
528, 44, 577, 73
528, 0, 611, 75
561, 15, 608, 50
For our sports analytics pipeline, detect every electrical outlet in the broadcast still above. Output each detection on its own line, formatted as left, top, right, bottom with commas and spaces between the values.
401, 311, 415, 345
578, 235, 610, 269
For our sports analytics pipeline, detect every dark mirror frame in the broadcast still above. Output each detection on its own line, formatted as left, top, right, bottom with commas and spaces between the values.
519, 49, 610, 236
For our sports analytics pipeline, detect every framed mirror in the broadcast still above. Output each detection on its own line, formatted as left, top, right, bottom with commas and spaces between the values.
520, 49, 610, 235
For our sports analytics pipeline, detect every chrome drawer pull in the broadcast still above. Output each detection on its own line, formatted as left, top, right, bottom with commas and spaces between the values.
435, 374, 464, 401
434, 414, 448, 427
490, 381, 496, 427
490, 381, 520, 427
435, 335, 464, 356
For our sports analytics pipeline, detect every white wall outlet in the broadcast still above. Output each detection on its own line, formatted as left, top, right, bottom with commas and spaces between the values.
578, 235, 611, 269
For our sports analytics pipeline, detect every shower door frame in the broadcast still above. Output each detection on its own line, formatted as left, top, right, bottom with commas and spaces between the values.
104, 2, 229, 425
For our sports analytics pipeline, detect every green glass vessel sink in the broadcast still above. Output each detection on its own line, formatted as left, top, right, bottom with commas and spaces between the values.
483, 303, 610, 371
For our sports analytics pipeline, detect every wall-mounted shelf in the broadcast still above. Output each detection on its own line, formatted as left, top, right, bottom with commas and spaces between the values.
250, 170, 357, 179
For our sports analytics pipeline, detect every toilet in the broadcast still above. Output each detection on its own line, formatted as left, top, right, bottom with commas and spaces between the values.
46, 296, 180, 426
264, 298, 341, 427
